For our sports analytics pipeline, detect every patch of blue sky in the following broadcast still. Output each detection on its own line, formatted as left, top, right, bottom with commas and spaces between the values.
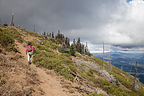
127, 0, 132, 3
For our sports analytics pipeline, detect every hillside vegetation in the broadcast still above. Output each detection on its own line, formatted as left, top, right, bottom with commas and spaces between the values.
0, 26, 144, 96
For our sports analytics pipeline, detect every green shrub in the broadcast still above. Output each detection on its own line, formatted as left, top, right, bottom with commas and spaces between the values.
0, 27, 23, 44
111, 70, 133, 90
68, 64, 77, 73
59, 46, 76, 56
70, 45, 75, 56
61, 53, 70, 57
115, 79, 120, 87
50, 38, 57, 43
88, 92, 103, 96
90, 78, 138, 96
22, 29, 40, 37
33, 43, 76, 81
58, 47, 69, 53
87, 69, 94, 77
3, 24, 8, 26
6, 45, 18, 52
75, 52, 82, 57
60, 67, 74, 81
0, 27, 24, 52
3, 28, 23, 43
79, 72, 87, 79
45, 41, 58, 50
0, 31, 14, 47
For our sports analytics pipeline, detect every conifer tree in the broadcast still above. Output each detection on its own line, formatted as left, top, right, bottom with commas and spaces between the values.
76, 37, 82, 53
65, 37, 70, 47
81, 44, 85, 54
73, 39, 76, 49
52, 32, 54, 38
43, 32, 46, 36
55, 31, 65, 44
70, 44, 75, 56
67, 38, 70, 47
49, 33, 52, 37
65, 37, 68, 46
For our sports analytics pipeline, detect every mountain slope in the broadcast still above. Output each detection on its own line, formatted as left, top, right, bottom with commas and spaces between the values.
0, 26, 71, 96
16, 41, 68, 96
0, 26, 144, 96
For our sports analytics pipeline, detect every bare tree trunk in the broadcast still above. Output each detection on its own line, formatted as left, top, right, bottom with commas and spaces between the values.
132, 61, 139, 91
102, 42, 104, 69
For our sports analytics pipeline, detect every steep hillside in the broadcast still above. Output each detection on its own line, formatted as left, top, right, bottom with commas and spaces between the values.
0, 26, 144, 96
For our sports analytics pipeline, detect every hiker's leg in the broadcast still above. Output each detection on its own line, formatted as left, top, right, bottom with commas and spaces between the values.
30, 51, 34, 63
27, 53, 30, 64
29, 54, 32, 64
27, 52, 32, 64
29, 52, 32, 64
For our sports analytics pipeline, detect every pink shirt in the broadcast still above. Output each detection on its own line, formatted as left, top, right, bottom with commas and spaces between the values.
26, 45, 34, 54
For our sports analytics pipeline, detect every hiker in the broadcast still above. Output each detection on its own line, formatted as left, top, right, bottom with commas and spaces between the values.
26, 42, 34, 64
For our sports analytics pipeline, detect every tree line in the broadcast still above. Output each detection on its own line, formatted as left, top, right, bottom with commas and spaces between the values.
42, 30, 91, 56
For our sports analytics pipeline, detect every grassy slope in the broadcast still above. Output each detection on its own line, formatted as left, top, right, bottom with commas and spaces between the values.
0, 26, 144, 96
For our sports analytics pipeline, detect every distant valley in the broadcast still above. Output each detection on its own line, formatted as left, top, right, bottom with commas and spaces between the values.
92, 52, 144, 83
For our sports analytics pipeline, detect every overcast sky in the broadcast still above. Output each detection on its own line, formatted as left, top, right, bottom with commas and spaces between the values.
0, 0, 144, 53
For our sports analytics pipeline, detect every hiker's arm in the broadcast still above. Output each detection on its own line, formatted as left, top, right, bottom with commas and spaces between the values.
32, 46, 34, 55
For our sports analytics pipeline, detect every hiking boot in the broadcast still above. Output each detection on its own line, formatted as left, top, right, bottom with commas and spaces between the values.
28, 61, 31, 65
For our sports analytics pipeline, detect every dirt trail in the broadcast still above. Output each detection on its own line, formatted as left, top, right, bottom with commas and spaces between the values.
15, 41, 68, 96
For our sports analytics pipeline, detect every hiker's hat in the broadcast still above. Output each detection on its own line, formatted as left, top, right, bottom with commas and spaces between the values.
28, 42, 32, 45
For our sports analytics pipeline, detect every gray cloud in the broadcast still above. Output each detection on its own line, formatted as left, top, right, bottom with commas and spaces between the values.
0, 0, 144, 52
0, 0, 120, 32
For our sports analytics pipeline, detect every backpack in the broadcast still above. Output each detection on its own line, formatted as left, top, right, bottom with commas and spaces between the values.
27, 45, 32, 52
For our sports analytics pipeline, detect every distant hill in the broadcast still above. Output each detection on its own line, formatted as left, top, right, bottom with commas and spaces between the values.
93, 52, 144, 84
0, 26, 144, 96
